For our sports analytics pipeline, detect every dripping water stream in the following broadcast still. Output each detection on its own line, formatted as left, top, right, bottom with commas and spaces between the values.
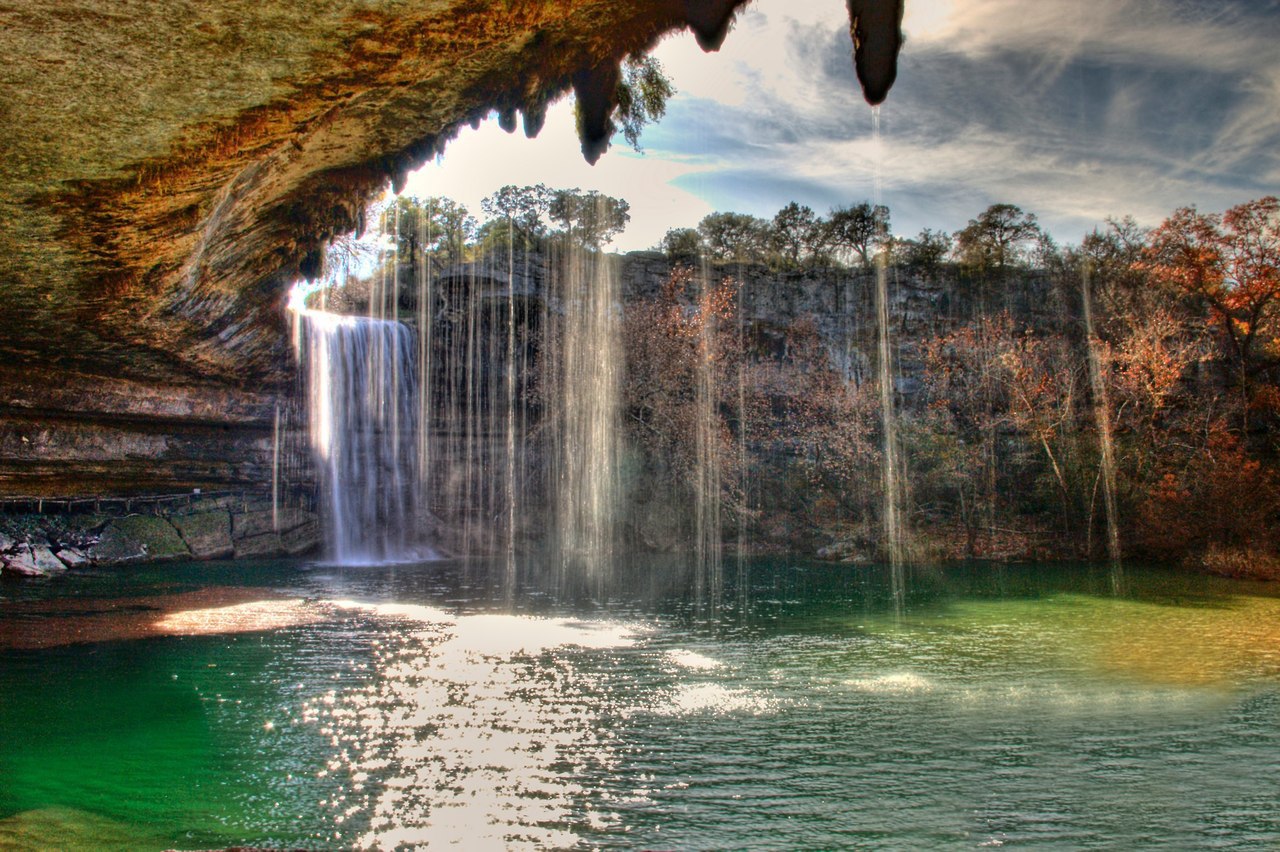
1081, 264, 1123, 591
872, 105, 906, 613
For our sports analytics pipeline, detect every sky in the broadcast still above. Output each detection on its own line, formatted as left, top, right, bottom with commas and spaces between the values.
403, 0, 1280, 252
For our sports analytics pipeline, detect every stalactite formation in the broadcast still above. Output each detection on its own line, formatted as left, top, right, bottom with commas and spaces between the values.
846, 0, 905, 105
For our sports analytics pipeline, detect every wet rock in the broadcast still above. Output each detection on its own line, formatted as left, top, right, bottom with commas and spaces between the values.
0, 531, 13, 552
232, 505, 316, 539
233, 531, 283, 559
169, 511, 234, 559
683, 0, 743, 51
89, 515, 190, 564
846, 0, 904, 105
3, 545, 65, 577
54, 547, 90, 569
279, 519, 321, 555
572, 61, 622, 165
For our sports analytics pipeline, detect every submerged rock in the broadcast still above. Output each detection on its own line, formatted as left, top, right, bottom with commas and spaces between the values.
0, 807, 142, 850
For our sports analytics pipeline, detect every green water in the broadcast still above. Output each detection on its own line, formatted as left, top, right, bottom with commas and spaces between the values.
1, 559, 1278, 849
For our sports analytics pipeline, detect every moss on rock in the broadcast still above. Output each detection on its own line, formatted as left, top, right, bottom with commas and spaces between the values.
89, 515, 190, 563
169, 511, 234, 559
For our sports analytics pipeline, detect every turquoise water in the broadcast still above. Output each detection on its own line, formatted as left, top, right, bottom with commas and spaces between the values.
1, 559, 1278, 849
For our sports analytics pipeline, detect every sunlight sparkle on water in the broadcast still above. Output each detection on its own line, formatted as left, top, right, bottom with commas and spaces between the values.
153, 599, 329, 636
309, 602, 642, 849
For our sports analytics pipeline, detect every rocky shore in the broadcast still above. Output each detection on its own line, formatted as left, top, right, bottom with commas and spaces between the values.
0, 493, 320, 578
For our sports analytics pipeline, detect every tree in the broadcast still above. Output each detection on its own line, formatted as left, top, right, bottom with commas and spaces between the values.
661, 227, 704, 260
621, 267, 745, 520
825, 202, 890, 267
614, 56, 675, 152
1077, 217, 1152, 326
769, 202, 823, 267
955, 203, 1042, 272
898, 228, 952, 273
1141, 196, 1280, 426
548, 188, 631, 246
697, 212, 769, 263
479, 184, 552, 249
380, 195, 476, 267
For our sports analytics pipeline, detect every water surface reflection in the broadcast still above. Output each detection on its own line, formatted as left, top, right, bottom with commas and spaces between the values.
1, 558, 1278, 849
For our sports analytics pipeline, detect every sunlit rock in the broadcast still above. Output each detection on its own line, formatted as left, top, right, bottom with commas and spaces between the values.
2, 545, 66, 577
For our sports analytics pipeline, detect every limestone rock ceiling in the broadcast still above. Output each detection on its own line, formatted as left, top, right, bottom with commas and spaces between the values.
0, 0, 903, 391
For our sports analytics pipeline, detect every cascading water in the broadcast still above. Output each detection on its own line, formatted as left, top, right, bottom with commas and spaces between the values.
296, 307, 423, 564
693, 262, 724, 611
551, 235, 622, 591
872, 105, 907, 611
875, 253, 906, 610
504, 222, 519, 592
1081, 264, 1123, 589
735, 263, 750, 615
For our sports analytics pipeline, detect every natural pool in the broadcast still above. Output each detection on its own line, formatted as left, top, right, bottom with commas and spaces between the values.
1, 559, 1278, 850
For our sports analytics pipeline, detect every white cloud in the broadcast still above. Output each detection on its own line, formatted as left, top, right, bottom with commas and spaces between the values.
906, 0, 1276, 73
653, 0, 855, 123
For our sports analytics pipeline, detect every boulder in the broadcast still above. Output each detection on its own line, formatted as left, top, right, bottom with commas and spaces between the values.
233, 505, 316, 540
636, 500, 684, 552
233, 531, 283, 559
54, 547, 90, 569
88, 515, 190, 564
231, 508, 279, 540
31, 545, 66, 573
280, 519, 322, 555
3, 545, 65, 577
169, 511, 234, 559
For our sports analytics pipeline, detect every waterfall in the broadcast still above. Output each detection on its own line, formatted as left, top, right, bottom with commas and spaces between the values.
872, 105, 906, 611
1081, 265, 1123, 590
552, 239, 622, 590
694, 262, 724, 612
875, 255, 906, 610
504, 224, 519, 592
297, 309, 423, 564
735, 263, 750, 615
